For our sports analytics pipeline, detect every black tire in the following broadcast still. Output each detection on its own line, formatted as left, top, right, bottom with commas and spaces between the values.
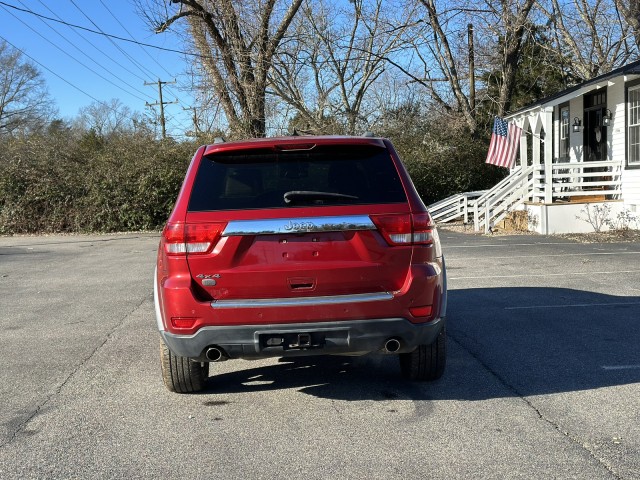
399, 327, 446, 381
160, 338, 209, 393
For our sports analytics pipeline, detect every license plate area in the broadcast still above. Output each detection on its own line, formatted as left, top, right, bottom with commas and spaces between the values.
259, 332, 324, 351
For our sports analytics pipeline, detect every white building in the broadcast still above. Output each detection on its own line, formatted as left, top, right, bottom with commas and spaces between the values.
430, 60, 640, 234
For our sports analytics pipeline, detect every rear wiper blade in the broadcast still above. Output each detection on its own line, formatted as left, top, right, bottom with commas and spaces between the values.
284, 190, 358, 205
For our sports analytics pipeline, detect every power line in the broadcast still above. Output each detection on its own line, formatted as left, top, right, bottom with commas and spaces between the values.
68, 0, 161, 82
0, 35, 191, 138
0, 0, 416, 70
34, 0, 154, 85
0, 34, 106, 108
98, 0, 175, 79
0, 5, 154, 103
34, 0, 189, 135
9, 0, 154, 102
18, 0, 188, 135
0, 1, 195, 57
94, 0, 182, 102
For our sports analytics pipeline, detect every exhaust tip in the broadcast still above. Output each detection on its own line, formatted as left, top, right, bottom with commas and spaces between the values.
383, 338, 401, 353
205, 346, 227, 362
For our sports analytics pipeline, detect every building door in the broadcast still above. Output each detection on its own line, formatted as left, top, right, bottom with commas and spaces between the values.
583, 90, 607, 162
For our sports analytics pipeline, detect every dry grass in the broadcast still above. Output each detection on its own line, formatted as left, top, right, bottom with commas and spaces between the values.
438, 222, 640, 243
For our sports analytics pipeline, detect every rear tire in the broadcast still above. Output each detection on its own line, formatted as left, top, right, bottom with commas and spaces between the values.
160, 338, 209, 393
399, 326, 446, 381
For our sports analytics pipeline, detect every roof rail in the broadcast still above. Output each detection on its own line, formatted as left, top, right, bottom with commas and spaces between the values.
362, 131, 376, 137
213, 137, 226, 144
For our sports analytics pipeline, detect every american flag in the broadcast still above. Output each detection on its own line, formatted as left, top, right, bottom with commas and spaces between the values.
485, 117, 522, 169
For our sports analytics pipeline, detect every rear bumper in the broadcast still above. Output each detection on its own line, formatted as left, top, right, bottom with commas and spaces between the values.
160, 317, 445, 360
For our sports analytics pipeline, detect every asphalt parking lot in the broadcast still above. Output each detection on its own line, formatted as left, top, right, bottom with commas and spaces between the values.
0, 230, 639, 479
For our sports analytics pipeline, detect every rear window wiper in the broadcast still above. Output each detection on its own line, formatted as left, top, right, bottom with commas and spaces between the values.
284, 190, 359, 205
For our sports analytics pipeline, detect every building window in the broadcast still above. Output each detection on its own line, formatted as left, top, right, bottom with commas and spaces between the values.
559, 105, 569, 161
630, 85, 640, 166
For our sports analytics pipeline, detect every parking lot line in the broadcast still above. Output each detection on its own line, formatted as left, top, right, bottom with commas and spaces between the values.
504, 301, 640, 310
448, 270, 640, 280
449, 251, 640, 260
444, 242, 575, 248
601, 365, 640, 371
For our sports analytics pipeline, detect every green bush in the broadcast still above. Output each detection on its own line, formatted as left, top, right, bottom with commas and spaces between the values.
0, 116, 509, 234
0, 130, 196, 234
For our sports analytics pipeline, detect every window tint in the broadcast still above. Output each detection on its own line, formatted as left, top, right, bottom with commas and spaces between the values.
188, 145, 407, 211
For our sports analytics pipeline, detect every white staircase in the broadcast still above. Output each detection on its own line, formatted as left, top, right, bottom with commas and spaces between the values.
429, 165, 535, 233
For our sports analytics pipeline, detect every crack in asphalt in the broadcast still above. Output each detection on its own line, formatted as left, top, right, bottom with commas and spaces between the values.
448, 331, 624, 480
0, 296, 150, 450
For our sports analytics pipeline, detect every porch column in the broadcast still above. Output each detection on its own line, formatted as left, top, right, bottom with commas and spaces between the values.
532, 123, 542, 202
519, 132, 527, 169
543, 108, 553, 204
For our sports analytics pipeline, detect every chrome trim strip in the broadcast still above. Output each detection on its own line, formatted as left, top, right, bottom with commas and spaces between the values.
222, 215, 375, 236
211, 291, 393, 309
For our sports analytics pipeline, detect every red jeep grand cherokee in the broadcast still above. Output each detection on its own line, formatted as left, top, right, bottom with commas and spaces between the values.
155, 135, 447, 393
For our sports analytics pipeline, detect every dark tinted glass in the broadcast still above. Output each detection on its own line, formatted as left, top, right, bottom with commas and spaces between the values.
188, 145, 407, 211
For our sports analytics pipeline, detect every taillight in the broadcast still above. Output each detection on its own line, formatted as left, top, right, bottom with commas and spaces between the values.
162, 222, 227, 255
411, 212, 435, 245
371, 213, 435, 246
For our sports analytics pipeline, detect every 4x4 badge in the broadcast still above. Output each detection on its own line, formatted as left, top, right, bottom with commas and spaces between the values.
196, 274, 220, 287
196, 274, 221, 279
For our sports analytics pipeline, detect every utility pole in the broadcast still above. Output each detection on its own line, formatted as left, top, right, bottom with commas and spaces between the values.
183, 106, 199, 137
468, 23, 476, 115
144, 78, 177, 139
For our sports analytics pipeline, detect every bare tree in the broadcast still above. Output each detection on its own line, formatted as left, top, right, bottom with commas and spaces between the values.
75, 99, 140, 137
270, 0, 414, 135
613, 0, 640, 51
140, 0, 303, 138
537, 0, 636, 81
489, 0, 538, 115
268, 1, 339, 134
413, 0, 478, 132
0, 40, 56, 136
404, 0, 536, 132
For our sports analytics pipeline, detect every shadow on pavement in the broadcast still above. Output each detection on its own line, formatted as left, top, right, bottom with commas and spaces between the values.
199, 287, 640, 402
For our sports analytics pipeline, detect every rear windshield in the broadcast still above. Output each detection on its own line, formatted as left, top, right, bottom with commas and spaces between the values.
187, 145, 407, 211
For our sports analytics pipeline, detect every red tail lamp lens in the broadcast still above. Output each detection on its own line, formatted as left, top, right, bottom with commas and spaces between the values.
163, 222, 227, 255
371, 213, 434, 245
411, 212, 435, 245
371, 214, 412, 245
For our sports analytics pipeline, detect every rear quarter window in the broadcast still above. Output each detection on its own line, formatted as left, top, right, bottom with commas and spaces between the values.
188, 145, 407, 211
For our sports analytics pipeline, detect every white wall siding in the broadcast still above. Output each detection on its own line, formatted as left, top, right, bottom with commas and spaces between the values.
619, 80, 640, 209
622, 169, 640, 209
526, 202, 625, 234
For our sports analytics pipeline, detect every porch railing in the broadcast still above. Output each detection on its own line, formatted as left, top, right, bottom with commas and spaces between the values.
430, 159, 623, 233
531, 159, 623, 203
428, 190, 486, 224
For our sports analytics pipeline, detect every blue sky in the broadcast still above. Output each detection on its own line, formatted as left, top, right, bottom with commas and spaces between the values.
0, 0, 194, 138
